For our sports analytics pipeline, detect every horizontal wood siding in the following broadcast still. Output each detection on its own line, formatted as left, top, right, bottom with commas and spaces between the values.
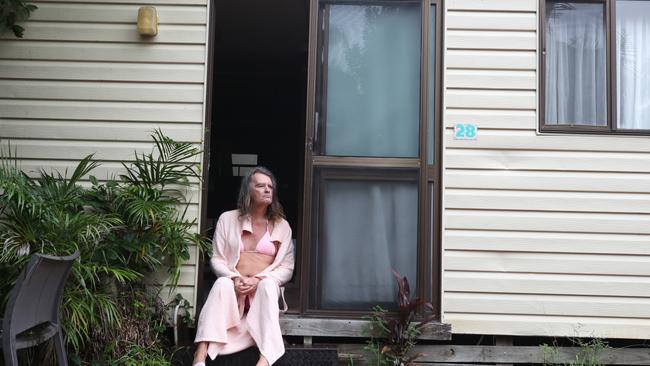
443, 0, 650, 339
0, 0, 208, 309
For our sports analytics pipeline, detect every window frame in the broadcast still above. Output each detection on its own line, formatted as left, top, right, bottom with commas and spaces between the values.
299, 0, 443, 318
540, 0, 650, 135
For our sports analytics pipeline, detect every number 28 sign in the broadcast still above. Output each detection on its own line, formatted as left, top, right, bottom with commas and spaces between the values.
454, 123, 478, 140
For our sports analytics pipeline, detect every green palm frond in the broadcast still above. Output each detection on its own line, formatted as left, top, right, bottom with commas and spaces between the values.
34, 155, 97, 211
0, 143, 41, 215
63, 287, 122, 353
120, 129, 201, 190
115, 186, 174, 227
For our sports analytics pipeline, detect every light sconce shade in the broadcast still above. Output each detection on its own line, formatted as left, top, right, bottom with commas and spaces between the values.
137, 6, 158, 36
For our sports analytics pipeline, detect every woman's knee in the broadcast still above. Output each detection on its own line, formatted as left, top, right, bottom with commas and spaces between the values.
257, 278, 279, 294
214, 276, 235, 290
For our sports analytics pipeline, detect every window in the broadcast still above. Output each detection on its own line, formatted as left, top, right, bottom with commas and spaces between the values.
300, 0, 441, 316
541, 0, 650, 133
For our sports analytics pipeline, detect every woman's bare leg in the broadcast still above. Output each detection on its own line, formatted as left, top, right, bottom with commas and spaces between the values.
256, 354, 270, 366
192, 342, 208, 365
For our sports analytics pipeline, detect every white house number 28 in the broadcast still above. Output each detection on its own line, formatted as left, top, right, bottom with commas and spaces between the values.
454, 123, 478, 140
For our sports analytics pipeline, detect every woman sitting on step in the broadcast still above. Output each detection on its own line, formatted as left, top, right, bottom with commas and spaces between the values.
193, 167, 295, 366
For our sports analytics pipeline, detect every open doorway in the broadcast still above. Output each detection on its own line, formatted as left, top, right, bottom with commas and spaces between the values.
201, 0, 309, 309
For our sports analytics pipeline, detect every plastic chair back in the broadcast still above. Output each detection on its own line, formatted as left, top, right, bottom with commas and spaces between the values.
3, 251, 79, 339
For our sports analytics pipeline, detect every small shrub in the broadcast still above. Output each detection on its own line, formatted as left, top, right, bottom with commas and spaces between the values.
365, 270, 437, 366
82, 285, 176, 365
541, 338, 609, 366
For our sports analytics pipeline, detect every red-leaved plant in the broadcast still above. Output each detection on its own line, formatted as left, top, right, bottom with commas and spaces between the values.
365, 270, 437, 366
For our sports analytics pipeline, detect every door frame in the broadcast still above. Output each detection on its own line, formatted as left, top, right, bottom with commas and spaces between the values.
299, 0, 444, 318
198, 0, 444, 319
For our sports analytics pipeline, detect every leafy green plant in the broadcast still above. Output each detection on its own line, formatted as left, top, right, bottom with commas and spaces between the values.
82, 285, 177, 366
0, 0, 37, 37
0, 153, 131, 354
364, 270, 437, 366
0, 130, 210, 365
86, 129, 209, 289
541, 338, 609, 366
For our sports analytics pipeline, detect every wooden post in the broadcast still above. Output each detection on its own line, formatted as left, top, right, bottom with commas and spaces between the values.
495, 336, 514, 366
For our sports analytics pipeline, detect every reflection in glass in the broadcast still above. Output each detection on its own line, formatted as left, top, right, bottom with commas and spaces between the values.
325, 5, 421, 157
428, 5, 436, 164
616, 1, 650, 129
318, 179, 418, 309
427, 182, 435, 301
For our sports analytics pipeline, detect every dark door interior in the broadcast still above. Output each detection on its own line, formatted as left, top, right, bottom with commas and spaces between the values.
202, 0, 309, 308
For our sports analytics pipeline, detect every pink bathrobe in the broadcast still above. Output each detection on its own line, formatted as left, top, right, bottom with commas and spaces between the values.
195, 210, 294, 365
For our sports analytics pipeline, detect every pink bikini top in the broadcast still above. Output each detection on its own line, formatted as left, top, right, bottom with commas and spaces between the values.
240, 230, 276, 257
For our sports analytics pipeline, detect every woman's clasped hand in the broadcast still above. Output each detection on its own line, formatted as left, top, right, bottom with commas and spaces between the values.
233, 276, 260, 295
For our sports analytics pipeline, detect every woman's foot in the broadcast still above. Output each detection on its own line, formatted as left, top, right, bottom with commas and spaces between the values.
192, 342, 208, 366
256, 354, 270, 366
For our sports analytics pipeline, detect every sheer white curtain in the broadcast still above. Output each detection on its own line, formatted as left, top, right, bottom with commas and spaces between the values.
320, 180, 418, 309
545, 3, 607, 125
325, 5, 420, 157
616, 1, 650, 130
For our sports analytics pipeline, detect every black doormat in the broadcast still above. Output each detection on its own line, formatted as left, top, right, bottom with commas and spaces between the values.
205, 346, 260, 366
276, 346, 339, 366
199, 345, 339, 366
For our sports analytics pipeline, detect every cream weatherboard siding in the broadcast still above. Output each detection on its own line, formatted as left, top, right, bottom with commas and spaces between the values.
0, 0, 209, 308
442, 0, 650, 339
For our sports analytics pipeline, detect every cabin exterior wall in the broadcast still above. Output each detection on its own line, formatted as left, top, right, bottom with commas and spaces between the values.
442, 0, 650, 339
0, 0, 210, 307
